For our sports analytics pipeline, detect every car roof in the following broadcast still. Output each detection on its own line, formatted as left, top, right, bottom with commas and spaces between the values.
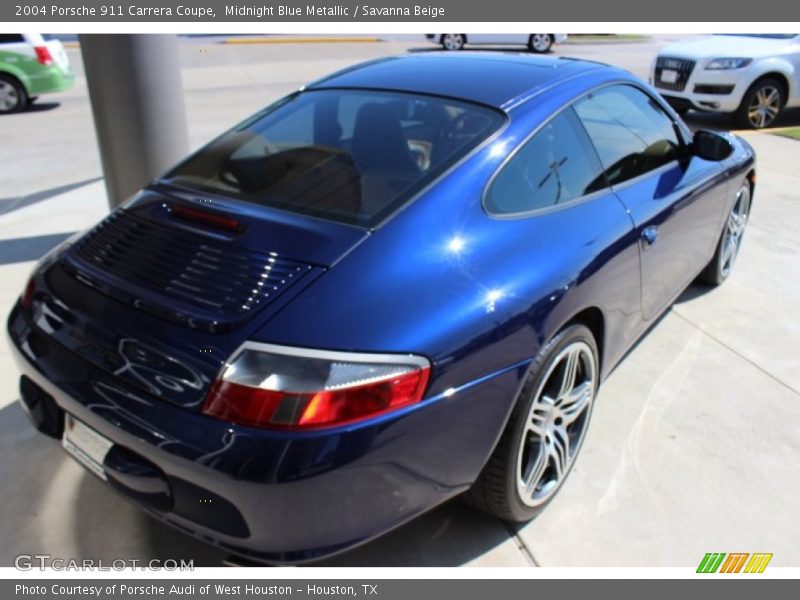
306, 52, 609, 110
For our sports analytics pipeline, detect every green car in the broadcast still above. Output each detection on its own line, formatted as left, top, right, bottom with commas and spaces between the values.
0, 34, 74, 114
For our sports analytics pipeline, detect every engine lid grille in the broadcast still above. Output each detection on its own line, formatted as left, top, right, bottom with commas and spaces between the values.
62, 210, 314, 332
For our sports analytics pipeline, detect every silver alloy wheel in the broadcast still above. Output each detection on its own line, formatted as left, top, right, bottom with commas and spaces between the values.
747, 84, 781, 128
0, 80, 20, 112
516, 341, 596, 507
530, 34, 552, 53
442, 34, 465, 51
720, 184, 751, 278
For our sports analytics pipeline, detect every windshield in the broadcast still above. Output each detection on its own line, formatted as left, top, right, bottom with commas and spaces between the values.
164, 89, 504, 227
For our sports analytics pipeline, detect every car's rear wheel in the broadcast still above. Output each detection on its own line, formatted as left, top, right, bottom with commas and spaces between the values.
441, 34, 466, 51
0, 74, 27, 114
699, 182, 751, 285
529, 34, 554, 54
735, 78, 784, 129
465, 324, 598, 521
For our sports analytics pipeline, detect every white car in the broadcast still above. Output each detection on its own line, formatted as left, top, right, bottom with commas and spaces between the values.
651, 34, 800, 129
426, 34, 568, 54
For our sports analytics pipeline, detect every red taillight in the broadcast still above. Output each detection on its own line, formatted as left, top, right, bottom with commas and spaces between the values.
202, 344, 431, 430
170, 204, 241, 232
34, 46, 53, 66
21, 277, 36, 312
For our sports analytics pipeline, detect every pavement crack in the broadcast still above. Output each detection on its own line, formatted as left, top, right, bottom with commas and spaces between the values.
501, 522, 539, 567
671, 308, 800, 398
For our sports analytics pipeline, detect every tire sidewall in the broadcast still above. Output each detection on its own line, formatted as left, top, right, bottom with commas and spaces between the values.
0, 74, 26, 114
529, 34, 553, 53
501, 324, 599, 521
441, 34, 465, 51
713, 183, 751, 282
736, 78, 784, 129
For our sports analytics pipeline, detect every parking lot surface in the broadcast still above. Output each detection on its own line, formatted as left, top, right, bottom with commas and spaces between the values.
1, 35, 798, 567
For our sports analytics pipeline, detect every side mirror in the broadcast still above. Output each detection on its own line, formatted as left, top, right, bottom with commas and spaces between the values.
692, 130, 734, 161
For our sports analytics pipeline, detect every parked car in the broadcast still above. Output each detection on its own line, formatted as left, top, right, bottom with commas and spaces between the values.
8, 52, 755, 564
0, 34, 74, 113
651, 34, 800, 129
427, 33, 568, 53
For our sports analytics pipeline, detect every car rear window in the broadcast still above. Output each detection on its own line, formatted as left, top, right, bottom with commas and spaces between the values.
163, 89, 504, 227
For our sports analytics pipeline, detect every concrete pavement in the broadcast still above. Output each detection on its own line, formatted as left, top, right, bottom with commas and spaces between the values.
1, 35, 798, 567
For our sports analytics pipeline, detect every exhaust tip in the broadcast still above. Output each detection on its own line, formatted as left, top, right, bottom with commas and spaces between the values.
19, 376, 64, 439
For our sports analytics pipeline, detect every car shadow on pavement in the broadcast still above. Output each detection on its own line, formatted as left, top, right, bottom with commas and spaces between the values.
0, 400, 522, 567
0, 102, 61, 116
684, 106, 800, 132
24, 102, 62, 114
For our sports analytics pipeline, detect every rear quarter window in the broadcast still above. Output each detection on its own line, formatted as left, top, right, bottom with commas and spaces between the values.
485, 108, 608, 216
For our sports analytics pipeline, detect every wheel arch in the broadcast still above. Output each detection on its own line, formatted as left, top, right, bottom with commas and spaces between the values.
747, 71, 791, 107
554, 306, 606, 376
0, 66, 31, 95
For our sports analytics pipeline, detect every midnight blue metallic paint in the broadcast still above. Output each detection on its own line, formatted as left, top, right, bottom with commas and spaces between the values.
7, 53, 756, 563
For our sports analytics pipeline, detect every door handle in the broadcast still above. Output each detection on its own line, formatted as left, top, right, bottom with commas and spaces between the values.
641, 225, 659, 247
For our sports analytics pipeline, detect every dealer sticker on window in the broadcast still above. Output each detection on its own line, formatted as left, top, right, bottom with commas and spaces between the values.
62, 414, 113, 481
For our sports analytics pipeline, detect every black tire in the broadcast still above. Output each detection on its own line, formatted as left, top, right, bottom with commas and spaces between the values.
698, 182, 752, 286
0, 73, 28, 114
465, 324, 599, 522
529, 34, 554, 54
440, 34, 466, 51
734, 78, 784, 129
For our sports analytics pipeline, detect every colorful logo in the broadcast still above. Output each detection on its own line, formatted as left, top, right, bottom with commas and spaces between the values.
697, 553, 773, 573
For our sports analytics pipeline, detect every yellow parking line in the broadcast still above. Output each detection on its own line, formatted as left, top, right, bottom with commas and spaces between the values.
223, 36, 380, 45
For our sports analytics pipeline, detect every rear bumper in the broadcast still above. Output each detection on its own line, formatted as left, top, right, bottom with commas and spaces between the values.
25, 66, 74, 96
7, 302, 526, 563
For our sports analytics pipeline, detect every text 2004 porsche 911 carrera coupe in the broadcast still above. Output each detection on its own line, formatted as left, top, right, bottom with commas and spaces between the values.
8, 52, 755, 563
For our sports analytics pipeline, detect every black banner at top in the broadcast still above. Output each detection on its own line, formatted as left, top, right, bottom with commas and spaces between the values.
3, 0, 800, 22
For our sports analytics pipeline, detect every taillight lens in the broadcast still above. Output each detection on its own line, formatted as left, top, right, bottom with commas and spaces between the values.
21, 276, 37, 312
202, 344, 431, 430
34, 46, 54, 66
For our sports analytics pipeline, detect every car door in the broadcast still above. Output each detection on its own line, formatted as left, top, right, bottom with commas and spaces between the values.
574, 84, 729, 320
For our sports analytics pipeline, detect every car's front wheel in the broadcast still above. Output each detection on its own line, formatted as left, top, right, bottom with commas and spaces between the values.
699, 182, 751, 285
0, 74, 27, 114
465, 324, 598, 521
735, 78, 784, 129
441, 34, 466, 51
529, 34, 554, 53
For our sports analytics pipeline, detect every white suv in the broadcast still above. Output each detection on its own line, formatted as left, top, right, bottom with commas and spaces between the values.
650, 34, 800, 129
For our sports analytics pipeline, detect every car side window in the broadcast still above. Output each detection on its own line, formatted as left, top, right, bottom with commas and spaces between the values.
485, 108, 607, 215
573, 85, 682, 186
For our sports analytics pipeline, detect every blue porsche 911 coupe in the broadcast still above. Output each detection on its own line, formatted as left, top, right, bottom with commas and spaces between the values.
8, 52, 755, 563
